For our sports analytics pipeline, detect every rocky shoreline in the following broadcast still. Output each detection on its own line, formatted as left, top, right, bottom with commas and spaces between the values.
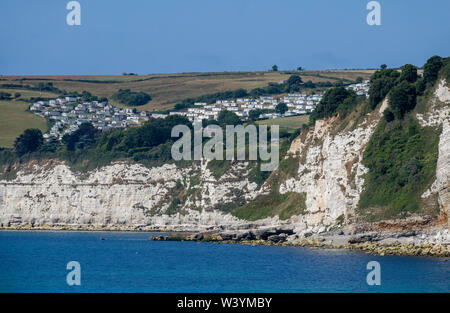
149, 226, 450, 257
2, 223, 449, 257
0, 223, 181, 232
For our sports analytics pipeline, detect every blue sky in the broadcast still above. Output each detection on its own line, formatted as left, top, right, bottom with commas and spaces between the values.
0, 0, 449, 75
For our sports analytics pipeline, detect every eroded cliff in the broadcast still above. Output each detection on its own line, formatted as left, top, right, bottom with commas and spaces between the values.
0, 79, 449, 236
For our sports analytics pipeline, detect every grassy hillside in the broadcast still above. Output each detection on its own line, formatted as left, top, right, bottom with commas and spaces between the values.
232, 59, 449, 222
0, 70, 373, 111
232, 155, 304, 221
0, 69, 371, 150
0, 88, 59, 101
0, 100, 48, 148
255, 115, 309, 132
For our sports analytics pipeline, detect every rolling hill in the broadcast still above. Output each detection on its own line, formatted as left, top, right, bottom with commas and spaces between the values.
0, 70, 374, 112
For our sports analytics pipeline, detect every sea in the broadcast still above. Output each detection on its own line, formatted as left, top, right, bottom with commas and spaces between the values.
0, 231, 448, 292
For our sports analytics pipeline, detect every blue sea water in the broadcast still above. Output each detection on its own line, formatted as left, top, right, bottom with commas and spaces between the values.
0, 231, 448, 293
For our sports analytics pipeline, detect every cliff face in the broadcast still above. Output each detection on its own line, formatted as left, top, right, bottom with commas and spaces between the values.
0, 162, 262, 231
0, 80, 449, 233
417, 79, 450, 226
279, 102, 384, 233
278, 80, 450, 234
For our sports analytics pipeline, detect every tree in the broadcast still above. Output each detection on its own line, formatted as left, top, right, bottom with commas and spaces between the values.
37, 82, 57, 92
248, 109, 262, 122
40, 137, 60, 153
399, 64, 418, 83
415, 78, 426, 96
272, 64, 278, 72
389, 81, 417, 119
0, 92, 11, 100
383, 109, 395, 122
287, 75, 303, 85
275, 102, 288, 115
297, 66, 303, 71
14, 129, 44, 156
303, 81, 316, 88
112, 89, 152, 106
368, 69, 400, 109
423, 55, 443, 85
62, 123, 98, 151
380, 64, 387, 69
233, 88, 248, 98
217, 110, 241, 126
310, 87, 356, 123
286, 74, 303, 92
81, 90, 98, 102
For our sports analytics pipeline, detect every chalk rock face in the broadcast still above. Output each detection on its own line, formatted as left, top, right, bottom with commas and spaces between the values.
0, 80, 449, 234
280, 109, 381, 233
434, 79, 450, 103
417, 79, 450, 226
280, 80, 449, 233
0, 161, 260, 231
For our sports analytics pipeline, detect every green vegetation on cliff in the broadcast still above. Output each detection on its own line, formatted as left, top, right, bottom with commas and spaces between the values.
0, 115, 194, 174
309, 87, 358, 124
358, 57, 449, 220
358, 117, 440, 220
0, 57, 448, 222
232, 153, 304, 221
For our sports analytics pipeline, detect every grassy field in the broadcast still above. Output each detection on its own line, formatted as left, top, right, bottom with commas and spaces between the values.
0, 100, 48, 148
0, 88, 60, 101
256, 115, 310, 132
303, 70, 374, 82
0, 70, 374, 111
0, 70, 370, 147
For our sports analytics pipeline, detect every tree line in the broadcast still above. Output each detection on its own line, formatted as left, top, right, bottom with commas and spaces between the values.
173, 74, 351, 112
370, 55, 446, 122
112, 89, 152, 107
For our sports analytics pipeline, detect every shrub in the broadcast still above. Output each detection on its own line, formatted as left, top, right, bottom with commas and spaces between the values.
415, 78, 426, 96
217, 110, 241, 127
423, 55, 443, 85
112, 89, 152, 106
14, 129, 44, 156
368, 69, 400, 109
62, 123, 99, 151
383, 109, 395, 122
389, 81, 417, 119
309, 87, 356, 124
0, 92, 12, 100
275, 102, 288, 115
399, 64, 418, 83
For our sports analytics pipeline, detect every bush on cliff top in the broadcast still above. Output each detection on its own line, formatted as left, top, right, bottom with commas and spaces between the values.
309, 87, 357, 125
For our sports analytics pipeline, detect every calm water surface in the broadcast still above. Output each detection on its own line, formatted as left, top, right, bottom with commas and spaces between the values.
0, 231, 448, 292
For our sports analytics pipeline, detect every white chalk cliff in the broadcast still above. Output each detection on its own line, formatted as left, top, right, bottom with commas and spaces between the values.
1, 80, 449, 233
